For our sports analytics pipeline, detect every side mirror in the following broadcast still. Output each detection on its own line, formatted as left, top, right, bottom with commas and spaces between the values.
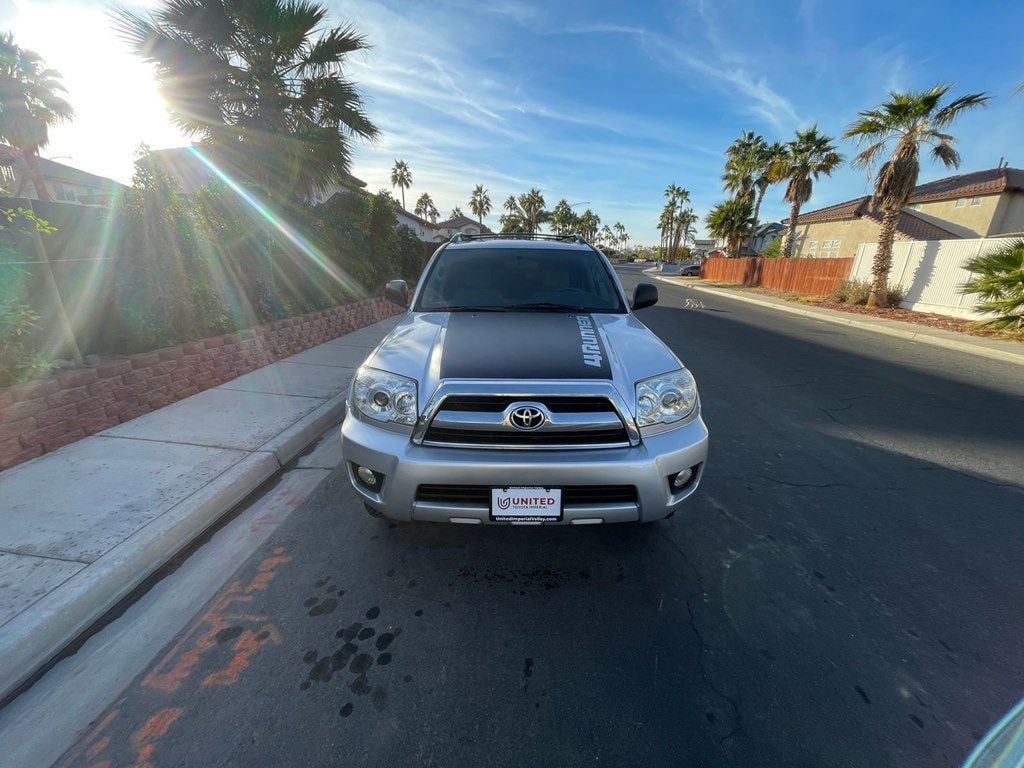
632, 283, 658, 311
384, 279, 409, 308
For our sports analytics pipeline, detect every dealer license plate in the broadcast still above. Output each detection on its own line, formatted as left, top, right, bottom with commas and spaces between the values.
490, 487, 562, 522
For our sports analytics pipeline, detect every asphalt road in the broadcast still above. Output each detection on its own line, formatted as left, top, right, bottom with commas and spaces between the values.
52, 266, 1024, 768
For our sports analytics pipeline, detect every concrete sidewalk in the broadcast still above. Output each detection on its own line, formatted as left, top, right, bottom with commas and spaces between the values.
654, 276, 1024, 367
0, 315, 401, 702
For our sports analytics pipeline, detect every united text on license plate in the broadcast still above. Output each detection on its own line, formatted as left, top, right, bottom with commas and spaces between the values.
490, 487, 562, 522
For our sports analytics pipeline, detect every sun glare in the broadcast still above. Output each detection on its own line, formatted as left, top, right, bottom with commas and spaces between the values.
4, 0, 186, 183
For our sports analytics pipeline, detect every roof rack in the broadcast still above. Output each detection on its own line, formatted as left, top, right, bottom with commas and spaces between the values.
449, 232, 588, 244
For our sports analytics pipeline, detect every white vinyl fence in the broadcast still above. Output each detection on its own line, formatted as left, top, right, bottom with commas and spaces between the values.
851, 237, 1017, 319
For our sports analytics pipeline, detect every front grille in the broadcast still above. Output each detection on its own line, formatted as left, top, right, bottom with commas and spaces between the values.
416, 485, 638, 505
438, 395, 614, 413
423, 427, 628, 447
422, 394, 630, 449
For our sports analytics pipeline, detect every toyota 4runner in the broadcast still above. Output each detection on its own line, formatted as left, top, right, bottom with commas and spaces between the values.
341, 234, 709, 525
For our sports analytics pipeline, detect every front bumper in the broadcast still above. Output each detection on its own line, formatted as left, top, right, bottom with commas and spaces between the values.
341, 413, 709, 524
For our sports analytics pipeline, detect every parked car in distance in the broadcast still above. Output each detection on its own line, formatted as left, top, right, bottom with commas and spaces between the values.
341, 233, 709, 526
680, 262, 701, 276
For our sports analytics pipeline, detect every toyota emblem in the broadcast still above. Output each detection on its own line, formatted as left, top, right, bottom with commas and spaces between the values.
508, 405, 545, 431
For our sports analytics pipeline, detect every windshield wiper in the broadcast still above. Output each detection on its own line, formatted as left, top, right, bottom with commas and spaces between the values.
507, 302, 589, 312
426, 305, 511, 312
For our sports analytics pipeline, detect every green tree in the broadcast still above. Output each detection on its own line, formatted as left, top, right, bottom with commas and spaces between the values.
448, 206, 463, 219
549, 199, 578, 235
961, 239, 1024, 329
750, 141, 786, 248
390, 159, 411, 209
0, 32, 74, 202
0, 35, 80, 362
773, 127, 843, 259
844, 84, 989, 306
498, 188, 548, 233
469, 184, 491, 226
577, 209, 600, 241
613, 222, 627, 251
660, 184, 690, 261
414, 192, 437, 223
706, 197, 755, 258
114, 1, 378, 201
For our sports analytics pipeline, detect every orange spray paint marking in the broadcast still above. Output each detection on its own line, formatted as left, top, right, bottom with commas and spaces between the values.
86, 737, 110, 758
203, 624, 283, 687
143, 549, 291, 692
127, 707, 182, 768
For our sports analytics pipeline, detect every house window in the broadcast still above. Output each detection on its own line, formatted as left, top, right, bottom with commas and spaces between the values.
954, 198, 965, 208
970, 197, 981, 206
832, 240, 841, 248
808, 240, 818, 249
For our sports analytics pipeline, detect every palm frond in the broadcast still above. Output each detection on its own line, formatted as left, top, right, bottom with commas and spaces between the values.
933, 91, 990, 128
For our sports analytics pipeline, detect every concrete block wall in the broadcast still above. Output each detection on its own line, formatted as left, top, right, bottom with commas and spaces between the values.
0, 298, 401, 470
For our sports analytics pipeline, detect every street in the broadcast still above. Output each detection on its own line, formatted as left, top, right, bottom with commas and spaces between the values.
16, 266, 1024, 767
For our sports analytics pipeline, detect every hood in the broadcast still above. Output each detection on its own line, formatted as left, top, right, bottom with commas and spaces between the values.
364, 311, 683, 407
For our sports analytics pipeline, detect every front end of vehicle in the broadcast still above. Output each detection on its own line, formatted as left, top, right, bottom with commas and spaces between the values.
341, 362, 708, 525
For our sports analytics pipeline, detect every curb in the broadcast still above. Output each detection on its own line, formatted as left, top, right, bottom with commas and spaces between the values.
654, 277, 1024, 367
0, 395, 346, 704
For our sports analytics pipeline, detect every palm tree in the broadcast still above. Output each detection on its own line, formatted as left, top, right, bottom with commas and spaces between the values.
675, 209, 697, 259
549, 199, 578, 235
613, 222, 627, 251
661, 185, 691, 261
962, 239, 1024, 328
844, 84, 989, 307
518, 188, 548, 233
449, 206, 463, 219
598, 224, 615, 249
578, 209, 600, 241
706, 198, 755, 258
469, 184, 491, 226
391, 160, 412, 209
0, 32, 74, 201
657, 208, 672, 261
114, 0, 378, 201
773, 127, 843, 259
414, 192, 437, 223
749, 141, 786, 250
723, 131, 764, 205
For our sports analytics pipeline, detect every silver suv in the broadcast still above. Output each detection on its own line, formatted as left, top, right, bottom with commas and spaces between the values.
341, 234, 708, 525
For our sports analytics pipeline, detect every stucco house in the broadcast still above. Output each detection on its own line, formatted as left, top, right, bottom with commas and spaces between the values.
432, 214, 490, 240
0, 144, 127, 205
784, 166, 1024, 258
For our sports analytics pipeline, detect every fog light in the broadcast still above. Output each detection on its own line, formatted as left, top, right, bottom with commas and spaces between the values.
355, 465, 379, 489
671, 467, 695, 490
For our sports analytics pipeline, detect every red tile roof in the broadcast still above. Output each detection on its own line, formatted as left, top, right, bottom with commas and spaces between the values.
861, 207, 961, 241
791, 167, 1024, 226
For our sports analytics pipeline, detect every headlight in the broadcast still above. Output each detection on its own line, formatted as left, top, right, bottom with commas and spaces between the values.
635, 369, 698, 427
352, 367, 418, 426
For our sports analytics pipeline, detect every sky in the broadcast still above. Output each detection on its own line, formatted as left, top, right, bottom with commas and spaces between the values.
3, 0, 1023, 244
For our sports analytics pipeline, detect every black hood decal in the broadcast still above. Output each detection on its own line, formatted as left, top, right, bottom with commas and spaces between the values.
440, 313, 612, 380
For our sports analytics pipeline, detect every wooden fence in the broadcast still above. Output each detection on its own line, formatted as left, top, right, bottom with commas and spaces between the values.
700, 256, 853, 296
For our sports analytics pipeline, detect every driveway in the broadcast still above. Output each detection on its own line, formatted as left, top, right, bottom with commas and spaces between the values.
30, 266, 1024, 767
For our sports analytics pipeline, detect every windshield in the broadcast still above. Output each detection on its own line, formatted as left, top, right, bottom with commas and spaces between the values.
414, 247, 625, 313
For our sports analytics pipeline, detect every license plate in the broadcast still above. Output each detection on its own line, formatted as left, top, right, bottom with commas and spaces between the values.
490, 487, 562, 522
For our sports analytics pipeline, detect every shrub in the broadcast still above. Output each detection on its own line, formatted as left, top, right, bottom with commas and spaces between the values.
0, 281, 51, 387
962, 239, 1024, 329
827, 279, 906, 306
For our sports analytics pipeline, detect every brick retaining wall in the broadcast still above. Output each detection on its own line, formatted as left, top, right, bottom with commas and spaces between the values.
0, 298, 402, 471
